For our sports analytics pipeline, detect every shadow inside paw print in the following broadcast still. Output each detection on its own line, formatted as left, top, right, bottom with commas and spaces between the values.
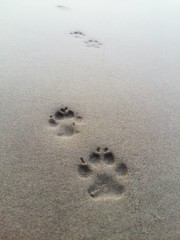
48, 107, 82, 137
70, 31, 85, 38
85, 39, 102, 48
78, 148, 128, 199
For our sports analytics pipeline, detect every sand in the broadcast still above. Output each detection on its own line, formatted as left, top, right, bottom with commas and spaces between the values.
0, 0, 180, 239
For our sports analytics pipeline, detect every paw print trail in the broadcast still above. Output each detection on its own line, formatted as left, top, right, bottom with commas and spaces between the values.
78, 148, 128, 199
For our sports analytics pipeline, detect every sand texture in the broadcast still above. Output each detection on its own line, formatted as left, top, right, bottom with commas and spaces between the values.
0, 0, 180, 239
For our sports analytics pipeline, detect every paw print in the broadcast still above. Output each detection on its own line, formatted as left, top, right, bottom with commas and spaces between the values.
84, 39, 102, 48
56, 5, 69, 10
69, 30, 103, 48
70, 31, 85, 38
78, 148, 128, 199
48, 107, 82, 137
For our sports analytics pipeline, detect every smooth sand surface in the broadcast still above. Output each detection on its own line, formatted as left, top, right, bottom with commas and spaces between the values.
0, 0, 180, 239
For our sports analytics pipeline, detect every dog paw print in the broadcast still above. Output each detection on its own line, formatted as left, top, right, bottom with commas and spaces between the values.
78, 148, 128, 199
56, 5, 69, 10
84, 39, 102, 48
48, 107, 82, 137
70, 31, 85, 38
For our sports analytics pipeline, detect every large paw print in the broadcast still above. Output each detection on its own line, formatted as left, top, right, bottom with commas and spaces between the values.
84, 39, 102, 48
48, 107, 82, 137
78, 148, 128, 199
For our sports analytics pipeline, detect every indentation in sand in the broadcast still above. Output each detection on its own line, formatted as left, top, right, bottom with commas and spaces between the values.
84, 39, 102, 48
69, 31, 102, 48
70, 31, 85, 38
78, 148, 128, 199
56, 5, 69, 10
48, 107, 82, 137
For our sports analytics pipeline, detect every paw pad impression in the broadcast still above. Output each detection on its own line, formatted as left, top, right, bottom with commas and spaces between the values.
78, 148, 128, 199
70, 31, 85, 38
85, 39, 102, 48
48, 107, 82, 137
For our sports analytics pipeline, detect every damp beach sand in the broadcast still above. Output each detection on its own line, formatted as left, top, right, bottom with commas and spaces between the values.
0, 0, 180, 239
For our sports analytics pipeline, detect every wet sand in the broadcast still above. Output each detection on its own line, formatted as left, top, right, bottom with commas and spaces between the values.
0, 0, 180, 239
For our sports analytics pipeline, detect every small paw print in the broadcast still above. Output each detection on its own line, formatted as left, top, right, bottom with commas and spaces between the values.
70, 31, 85, 38
84, 39, 102, 48
56, 5, 69, 10
48, 107, 82, 137
78, 148, 128, 199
